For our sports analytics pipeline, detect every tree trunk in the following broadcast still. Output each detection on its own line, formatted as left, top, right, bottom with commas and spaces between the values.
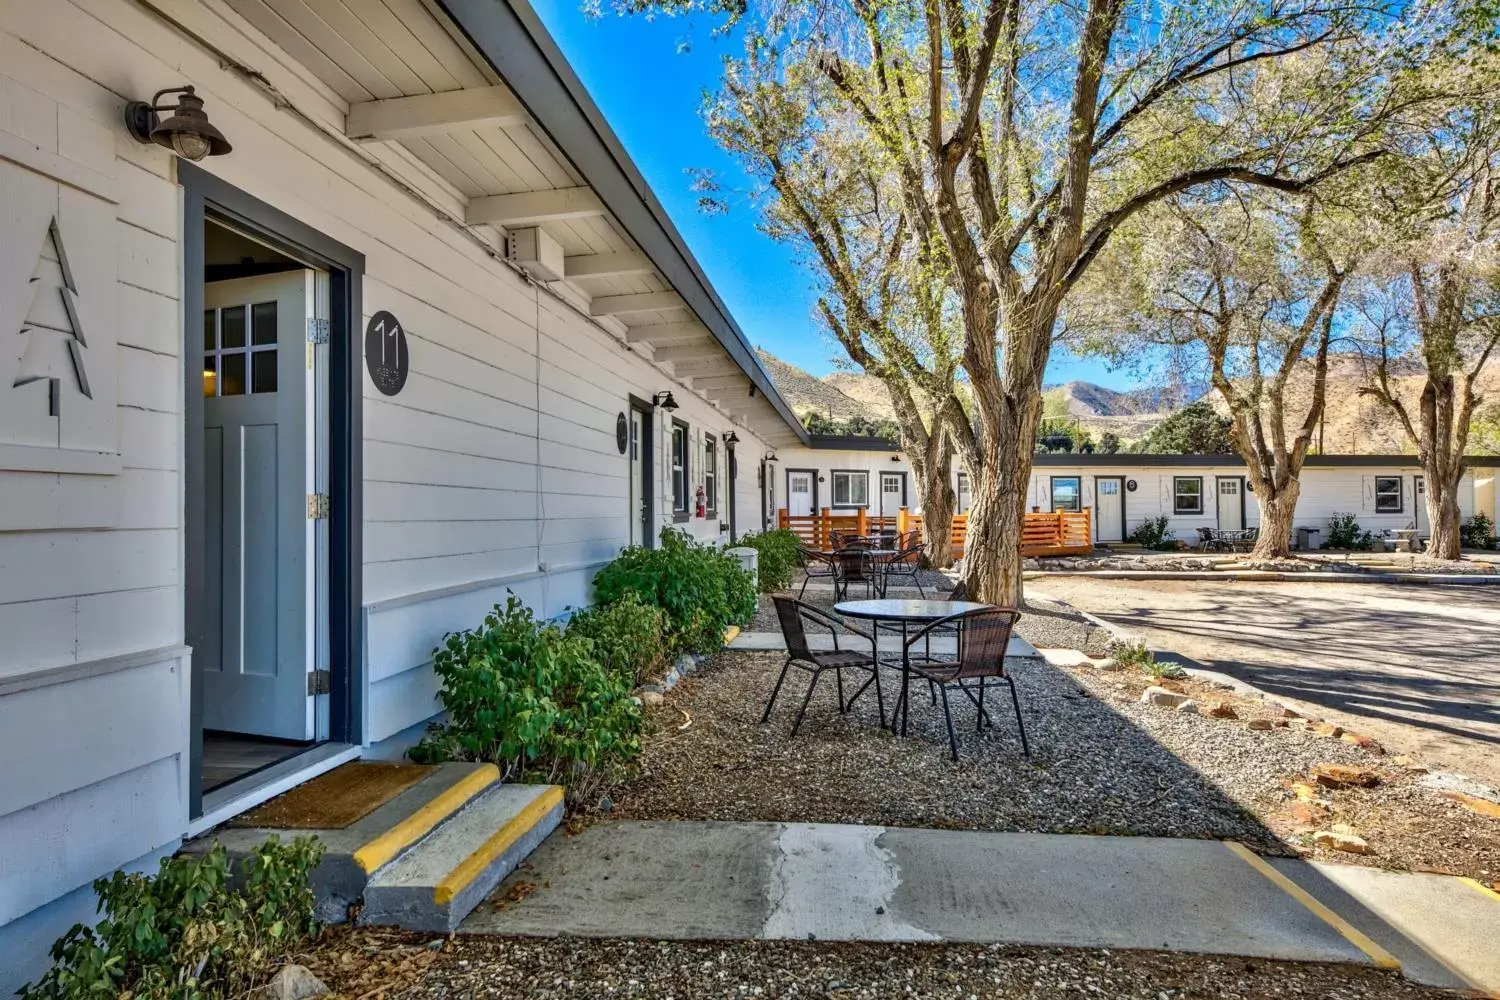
1424, 467, 1463, 559
960, 457, 1029, 607
1251, 482, 1299, 560
920, 470, 956, 569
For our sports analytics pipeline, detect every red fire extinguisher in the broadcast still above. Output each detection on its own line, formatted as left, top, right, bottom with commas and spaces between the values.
695, 485, 707, 519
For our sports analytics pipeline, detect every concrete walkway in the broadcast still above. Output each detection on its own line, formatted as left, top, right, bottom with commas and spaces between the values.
464, 821, 1500, 991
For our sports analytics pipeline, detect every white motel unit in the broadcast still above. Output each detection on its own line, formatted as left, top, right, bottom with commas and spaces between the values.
0, 0, 812, 986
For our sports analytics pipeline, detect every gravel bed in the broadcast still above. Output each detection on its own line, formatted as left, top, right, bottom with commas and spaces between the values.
746, 592, 1114, 656
610, 648, 1285, 850
314, 932, 1455, 999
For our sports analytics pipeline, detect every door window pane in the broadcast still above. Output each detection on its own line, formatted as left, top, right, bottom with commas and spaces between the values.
252, 350, 278, 393
204, 310, 217, 350
1100, 479, 1119, 495
203, 355, 217, 398
221, 305, 246, 349
220, 352, 247, 396
251, 301, 278, 345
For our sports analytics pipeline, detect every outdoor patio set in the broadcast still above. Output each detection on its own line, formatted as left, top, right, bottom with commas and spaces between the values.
764, 543, 1030, 762
794, 530, 928, 599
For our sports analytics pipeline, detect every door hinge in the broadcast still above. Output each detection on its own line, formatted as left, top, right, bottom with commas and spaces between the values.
307, 493, 330, 519
307, 669, 332, 696
306, 317, 330, 344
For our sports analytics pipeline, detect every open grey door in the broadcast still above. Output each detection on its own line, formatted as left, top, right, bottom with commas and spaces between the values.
201, 271, 317, 741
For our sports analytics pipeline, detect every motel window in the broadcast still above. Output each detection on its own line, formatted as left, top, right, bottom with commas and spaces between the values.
704, 434, 718, 515
1051, 476, 1082, 512
1374, 476, 1403, 513
832, 470, 869, 507
1173, 477, 1203, 515
672, 420, 689, 519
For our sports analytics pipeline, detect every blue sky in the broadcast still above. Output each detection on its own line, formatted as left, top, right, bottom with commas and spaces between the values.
531, 0, 1132, 388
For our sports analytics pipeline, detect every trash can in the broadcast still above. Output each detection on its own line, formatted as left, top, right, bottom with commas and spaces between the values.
1295, 527, 1320, 551
726, 546, 759, 590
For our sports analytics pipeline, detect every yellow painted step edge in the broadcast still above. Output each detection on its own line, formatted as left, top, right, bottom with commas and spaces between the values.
434, 785, 565, 906
723, 625, 741, 645
1222, 842, 1401, 970
353, 764, 501, 875
1459, 876, 1500, 905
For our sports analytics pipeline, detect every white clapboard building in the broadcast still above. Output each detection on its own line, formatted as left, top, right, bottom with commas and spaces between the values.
0, 0, 813, 985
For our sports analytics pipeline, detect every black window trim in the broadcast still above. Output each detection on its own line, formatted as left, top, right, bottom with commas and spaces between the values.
1050, 475, 1083, 513
671, 418, 690, 522
704, 432, 718, 517
831, 469, 871, 509
1374, 475, 1403, 514
1173, 475, 1204, 515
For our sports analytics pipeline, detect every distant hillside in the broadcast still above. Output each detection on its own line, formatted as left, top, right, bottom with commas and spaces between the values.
756, 351, 876, 423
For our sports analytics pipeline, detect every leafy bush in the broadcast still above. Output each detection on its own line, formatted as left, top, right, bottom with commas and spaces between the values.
566, 591, 669, 687
1324, 512, 1374, 550
1111, 640, 1186, 680
21, 836, 323, 1000
1139, 401, 1234, 455
1462, 512, 1496, 550
410, 595, 641, 796
592, 528, 756, 653
1127, 515, 1177, 550
736, 528, 800, 592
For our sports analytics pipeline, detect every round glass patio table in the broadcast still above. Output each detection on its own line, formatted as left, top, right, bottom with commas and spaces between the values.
833, 599, 993, 735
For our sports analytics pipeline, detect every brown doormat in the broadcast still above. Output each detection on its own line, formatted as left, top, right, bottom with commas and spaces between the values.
230, 762, 429, 830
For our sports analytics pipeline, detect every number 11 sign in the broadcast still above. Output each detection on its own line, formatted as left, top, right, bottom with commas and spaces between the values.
364, 310, 409, 396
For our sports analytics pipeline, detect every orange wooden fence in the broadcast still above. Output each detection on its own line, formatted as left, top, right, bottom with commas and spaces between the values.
776, 507, 1093, 558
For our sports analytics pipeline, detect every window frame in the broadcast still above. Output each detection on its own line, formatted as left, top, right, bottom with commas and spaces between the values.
1173, 476, 1204, 515
704, 433, 718, 516
1050, 475, 1083, 513
1374, 476, 1403, 514
671, 419, 690, 521
831, 469, 870, 508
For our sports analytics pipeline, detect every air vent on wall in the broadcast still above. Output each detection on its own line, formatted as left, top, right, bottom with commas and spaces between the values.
506, 226, 564, 282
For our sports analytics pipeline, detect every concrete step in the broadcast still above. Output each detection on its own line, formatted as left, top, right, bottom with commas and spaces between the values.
361, 783, 563, 933
187, 761, 501, 923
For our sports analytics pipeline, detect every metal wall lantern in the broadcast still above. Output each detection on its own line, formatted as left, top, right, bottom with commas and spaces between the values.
125, 86, 232, 161
722, 431, 740, 446
651, 391, 679, 411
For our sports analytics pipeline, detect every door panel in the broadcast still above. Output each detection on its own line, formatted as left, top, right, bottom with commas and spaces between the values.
629, 408, 646, 546
788, 472, 813, 516
201, 272, 314, 740
1217, 477, 1244, 531
1415, 476, 1428, 536
880, 473, 903, 517
1095, 477, 1124, 542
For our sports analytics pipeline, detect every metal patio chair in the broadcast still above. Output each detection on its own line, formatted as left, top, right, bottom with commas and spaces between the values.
880, 538, 926, 597
900, 607, 1028, 761
761, 596, 884, 735
795, 545, 839, 599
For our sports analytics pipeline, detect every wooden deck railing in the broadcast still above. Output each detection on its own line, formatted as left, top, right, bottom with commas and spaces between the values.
777, 507, 1092, 558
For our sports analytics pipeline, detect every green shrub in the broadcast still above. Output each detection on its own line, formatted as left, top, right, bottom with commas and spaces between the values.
21, 836, 323, 1000
1324, 512, 1374, 550
1462, 512, 1496, 550
592, 528, 756, 653
1127, 515, 1176, 550
736, 528, 800, 592
566, 591, 669, 686
409, 595, 641, 797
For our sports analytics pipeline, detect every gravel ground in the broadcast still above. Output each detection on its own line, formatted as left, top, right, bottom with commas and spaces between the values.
610, 647, 1286, 851
303, 931, 1457, 999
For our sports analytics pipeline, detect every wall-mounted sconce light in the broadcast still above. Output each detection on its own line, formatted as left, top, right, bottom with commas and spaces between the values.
763, 451, 778, 463
722, 431, 740, 446
891, 455, 902, 462
125, 86, 232, 161
651, 391, 679, 411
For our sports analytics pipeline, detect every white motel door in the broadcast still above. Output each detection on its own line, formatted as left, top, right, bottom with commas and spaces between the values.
788, 471, 814, 516
1217, 477, 1244, 531
201, 272, 318, 741
880, 472, 903, 517
629, 408, 647, 546
1415, 476, 1428, 537
1095, 477, 1124, 542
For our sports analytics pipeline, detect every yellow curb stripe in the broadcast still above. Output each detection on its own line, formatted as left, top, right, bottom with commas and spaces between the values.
353, 764, 500, 874
1222, 842, 1402, 970
434, 785, 564, 905
1458, 877, 1500, 906
724, 625, 741, 645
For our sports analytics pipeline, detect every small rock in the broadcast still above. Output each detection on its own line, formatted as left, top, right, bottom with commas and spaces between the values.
1141, 686, 1191, 708
1155, 679, 1188, 694
1441, 790, 1500, 820
267, 965, 329, 1000
1280, 706, 1305, 720
639, 690, 665, 706
1092, 657, 1121, 671
638, 682, 666, 695
1339, 732, 1385, 754
1312, 764, 1382, 788
1207, 702, 1238, 720
1175, 699, 1200, 715
1273, 719, 1290, 728
1246, 718, 1276, 731
1310, 722, 1345, 738
1313, 830, 1373, 855
597, 794, 615, 813
1288, 802, 1327, 828
1290, 781, 1319, 802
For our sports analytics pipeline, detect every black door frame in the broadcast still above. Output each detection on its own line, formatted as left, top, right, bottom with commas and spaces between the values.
182, 164, 364, 819
785, 467, 819, 515
1093, 475, 1126, 542
627, 395, 655, 547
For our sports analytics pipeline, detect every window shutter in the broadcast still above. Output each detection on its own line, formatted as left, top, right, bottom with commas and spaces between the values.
1159, 476, 1171, 510
1361, 476, 1373, 511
